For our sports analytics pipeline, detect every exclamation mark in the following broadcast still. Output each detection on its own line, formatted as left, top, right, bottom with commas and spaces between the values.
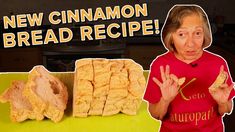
154, 19, 160, 34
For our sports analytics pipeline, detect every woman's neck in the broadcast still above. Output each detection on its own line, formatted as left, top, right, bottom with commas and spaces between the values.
174, 50, 203, 64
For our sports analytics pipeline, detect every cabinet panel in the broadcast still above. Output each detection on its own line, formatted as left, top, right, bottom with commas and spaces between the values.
126, 45, 167, 70
0, 48, 42, 72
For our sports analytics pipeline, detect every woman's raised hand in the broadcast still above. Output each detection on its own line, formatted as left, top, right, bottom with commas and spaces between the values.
152, 65, 180, 103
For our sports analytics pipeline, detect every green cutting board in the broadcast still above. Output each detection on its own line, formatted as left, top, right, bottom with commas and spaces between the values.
0, 72, 160, 132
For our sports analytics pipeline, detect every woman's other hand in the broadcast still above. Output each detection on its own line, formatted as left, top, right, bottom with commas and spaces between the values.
209, 65, 234, 115
209, 65, 233, 104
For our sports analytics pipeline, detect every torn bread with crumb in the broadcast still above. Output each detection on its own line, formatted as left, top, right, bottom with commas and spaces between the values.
0, 81, 35, 122
0, 66, 68, 123
23, 66, 68, 122
210, 71, 227, 90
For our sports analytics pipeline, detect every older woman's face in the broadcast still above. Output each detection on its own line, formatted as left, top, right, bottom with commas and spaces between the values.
172, 14, 204, 63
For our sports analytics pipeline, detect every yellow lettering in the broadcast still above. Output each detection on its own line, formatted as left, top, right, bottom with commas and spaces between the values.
121, 5, 135, 18
189, 113, 195, 121
170, 114, 175, 122
201, 112, 207, 120
128, 21, 140, 36
178, 113, 184, 122
94, 24, 106, 40
107, 23, 121, 39
106, 6, 121, 20
195, 112, 201, 125
31, 30, 43, 45
44, 29, 58, 44
49, 11, 61, 25
184, 113, 189, 122
80, 9, 93, 22
3, 16, 16, 29
94, 7, 106, 21
17, 31, 30, 46
61, 11, 67, 24
142, 20, 153, 35
122, 22, 127, 37
67, 10, 80, 23
174, 113, 178, 122
80, 26, 93, 41
17, 14, 27, 28
26, 13, 43, 27
135, 3, 148, 17
59, 28, 73, 43
3, 33, 16, 48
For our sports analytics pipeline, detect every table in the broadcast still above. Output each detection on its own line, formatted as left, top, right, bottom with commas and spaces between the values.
0, 72, 160, 132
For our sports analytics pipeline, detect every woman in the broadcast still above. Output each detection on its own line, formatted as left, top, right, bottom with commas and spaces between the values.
143, 5, 235, 132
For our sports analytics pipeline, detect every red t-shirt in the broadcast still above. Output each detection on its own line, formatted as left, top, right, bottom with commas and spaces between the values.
144, 51, 235, 132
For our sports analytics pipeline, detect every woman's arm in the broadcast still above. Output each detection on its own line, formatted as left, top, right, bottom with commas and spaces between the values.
147, 65, 180, 120
148, 97, 171, 120
218, 99, 233, 115
209, 83, 234, 116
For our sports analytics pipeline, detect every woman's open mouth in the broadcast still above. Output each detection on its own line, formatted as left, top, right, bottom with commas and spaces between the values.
185, 51, 197, 56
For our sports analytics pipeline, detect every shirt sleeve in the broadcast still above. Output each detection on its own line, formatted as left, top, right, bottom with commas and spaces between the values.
143, 59, 163, 104
222, 60, 235, 100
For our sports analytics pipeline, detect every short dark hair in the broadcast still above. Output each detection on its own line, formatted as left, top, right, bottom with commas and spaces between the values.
161, 5, 212, 51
